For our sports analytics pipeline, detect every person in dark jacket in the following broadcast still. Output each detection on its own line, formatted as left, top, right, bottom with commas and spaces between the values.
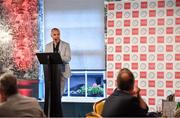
102, 68, 148, 117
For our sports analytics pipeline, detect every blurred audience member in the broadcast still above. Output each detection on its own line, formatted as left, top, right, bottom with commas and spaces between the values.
0, 72, 45, 117
102, 68, 148, 117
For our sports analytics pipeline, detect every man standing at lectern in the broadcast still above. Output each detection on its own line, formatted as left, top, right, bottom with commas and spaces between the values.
45, 28, 71, 96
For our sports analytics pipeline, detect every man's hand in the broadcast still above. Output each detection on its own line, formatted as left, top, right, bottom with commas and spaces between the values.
131, 86, 148, 110
131, 86, 140, 97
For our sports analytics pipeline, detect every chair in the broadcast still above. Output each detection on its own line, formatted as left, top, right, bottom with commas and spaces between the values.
86, 98, 106, 118
93, 98, 106, 115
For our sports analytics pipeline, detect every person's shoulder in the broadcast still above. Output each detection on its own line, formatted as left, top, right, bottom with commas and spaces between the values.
0, 102, 4, 107
61, 40, 69, 45
22, 96, 40, 106
46, 41, 53, 46
0, 102, 7, 110
0, 103, 6, 116
111, 90, 134, 100
19, 95, 38, 102
128, 95, 139, 103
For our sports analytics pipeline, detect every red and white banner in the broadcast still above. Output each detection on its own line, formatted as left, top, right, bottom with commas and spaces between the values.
106, 0, 180, 111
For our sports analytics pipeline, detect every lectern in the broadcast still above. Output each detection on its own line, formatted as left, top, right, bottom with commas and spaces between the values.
36, 52, 63, 117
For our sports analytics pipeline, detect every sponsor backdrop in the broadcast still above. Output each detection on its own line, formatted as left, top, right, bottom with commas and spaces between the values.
106, 0, 180, 111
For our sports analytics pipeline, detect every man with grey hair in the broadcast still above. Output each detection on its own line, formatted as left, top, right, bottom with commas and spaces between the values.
45, 28, 71, 95
44, 28, 71, 116
0, 73, 46, 117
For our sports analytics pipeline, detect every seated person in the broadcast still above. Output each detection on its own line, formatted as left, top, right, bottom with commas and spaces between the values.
102, 68, 148, 117
0, 72, 46, 117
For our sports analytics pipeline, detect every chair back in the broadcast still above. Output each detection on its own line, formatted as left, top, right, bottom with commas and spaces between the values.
93, 98, 106, 115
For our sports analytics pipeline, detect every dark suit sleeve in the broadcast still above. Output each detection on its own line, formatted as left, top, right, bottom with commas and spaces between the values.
130, 97, 148, 117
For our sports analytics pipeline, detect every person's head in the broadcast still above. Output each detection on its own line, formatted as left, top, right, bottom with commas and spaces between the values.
51, 28, 60, 43
0, 73, 18, 100
116, 68, 135, 92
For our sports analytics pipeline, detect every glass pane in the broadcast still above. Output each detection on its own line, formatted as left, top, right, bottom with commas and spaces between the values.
87, 73, 104, 97
70, 73, 85, 96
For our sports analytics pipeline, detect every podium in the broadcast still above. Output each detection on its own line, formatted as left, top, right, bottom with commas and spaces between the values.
36, 52, 63, 117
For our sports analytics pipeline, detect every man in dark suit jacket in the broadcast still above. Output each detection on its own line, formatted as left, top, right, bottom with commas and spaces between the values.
102, 68, 148, 117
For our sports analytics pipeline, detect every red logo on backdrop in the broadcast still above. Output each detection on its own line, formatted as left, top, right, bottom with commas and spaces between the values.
166, 45, 173, 52
132, 28, 138, 35
141, 2, 147, 8
158, 1, 165, 8
167, 9, 174, 16
115, 46, 122, 52
158, 19, 165, 25
116, 12, 122, 18
140, 89, 147, 96
107, 71, 114, 78
149, 98, 155, 105
140, 72, 147, 78
149, 63, 155, 70
149, 80, 155, 87
158, 36, 164, 43
166, 63, 173, 70
166, 81, 173, 88
108, 37, 114, 44
176, 18, 180, 25
149, 10, 156, 17
176, 0, 180, 6
107, 88, 113, 95
135, 80, 138, 87
133, 11, 139, 17
175, 72, 180, 79
123, 54, 130, 61
124, 3, 131, 9
141, 19, 147, 26
132, 63, 138, 70
124, 20, 130, 27
115, 63, 121, 69
175, 54, 180, 61
116, 29, 122, 35
157, 54, 164, 61
132, 45, 138, 52
149, 28, 156, 35
157, 90, 164, 96
107, 54, 114, 61
124, 37, 130, 44
140, 37, 147, 43
108, 3, 115, 10
140, 54, 147, 61
175, 90, 180, 97
149, 45, 155, 52
176, 36, 180, 43
166, 27, 173, 34
108, 21, 114, 27
157, 72, 164, 79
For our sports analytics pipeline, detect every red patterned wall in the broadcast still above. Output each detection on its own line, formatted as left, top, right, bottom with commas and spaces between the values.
0, 0, 38, 79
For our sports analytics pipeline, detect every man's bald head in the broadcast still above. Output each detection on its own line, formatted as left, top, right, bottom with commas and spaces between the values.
116, 68, 135, 91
